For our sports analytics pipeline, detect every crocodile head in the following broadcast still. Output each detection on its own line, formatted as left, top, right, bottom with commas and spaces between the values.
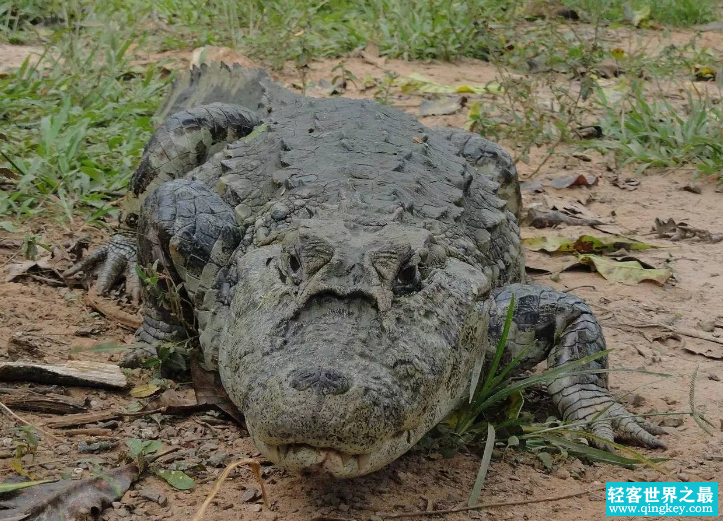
218, 217, 493, 478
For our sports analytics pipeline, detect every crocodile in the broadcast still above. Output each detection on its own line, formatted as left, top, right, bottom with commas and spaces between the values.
65, 64, 664, 478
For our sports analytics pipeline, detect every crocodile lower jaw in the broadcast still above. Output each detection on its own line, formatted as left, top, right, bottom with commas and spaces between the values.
253, 431, 414, 478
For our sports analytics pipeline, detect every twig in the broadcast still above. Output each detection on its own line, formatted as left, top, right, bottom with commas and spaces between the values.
85, 290, 142, 330
192, 459, 268, 521
380, 485, 606, 519
618, 321, 723, 346
0, 400, 61, 443
562, 285, 596, 293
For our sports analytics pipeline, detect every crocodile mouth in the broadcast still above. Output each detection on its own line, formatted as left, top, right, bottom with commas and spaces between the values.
252, 430, 415, 478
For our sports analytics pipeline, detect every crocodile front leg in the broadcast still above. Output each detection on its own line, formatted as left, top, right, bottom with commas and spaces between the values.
488, 283, 666, 449
128, 179, 241, 365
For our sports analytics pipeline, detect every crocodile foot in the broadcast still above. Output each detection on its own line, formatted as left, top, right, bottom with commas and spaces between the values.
64, 234, 140, 303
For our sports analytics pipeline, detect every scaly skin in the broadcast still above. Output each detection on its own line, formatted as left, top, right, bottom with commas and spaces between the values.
67, 64, 664, 478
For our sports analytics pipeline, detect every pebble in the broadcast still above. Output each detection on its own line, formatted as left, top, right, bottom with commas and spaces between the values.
270, 204, 289, 220
242, 487, 260, 503
206, 452, 229, 468
553, 468, 570, 480
708, 374, 721, 382
660, 417, 684, 428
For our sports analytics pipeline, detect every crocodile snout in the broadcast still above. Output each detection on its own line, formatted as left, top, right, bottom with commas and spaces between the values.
289, 367, 351, 395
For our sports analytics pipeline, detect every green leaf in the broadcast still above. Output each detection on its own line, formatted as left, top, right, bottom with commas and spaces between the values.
577, 254, 672, 285
0, 479, 55, 494
468, 424, 495, 507
129, 383, 161, 398
398, 73, 502, 96
537, 451, 553, 470
523, 235, 654, 254
538, 433, 642, 467
71, 341, 128, 354
624, 3, 651, 27
155, 469, 195, 490
125, 439, 162, 458
0, 221, 18, 232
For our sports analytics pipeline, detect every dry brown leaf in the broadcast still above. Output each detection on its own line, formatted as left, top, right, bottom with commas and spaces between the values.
0, 463, 138, 520
550, 174, 598, 189
190, 357, 244, 425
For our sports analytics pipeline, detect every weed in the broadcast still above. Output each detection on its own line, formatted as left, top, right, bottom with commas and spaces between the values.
586, 81, 723, 178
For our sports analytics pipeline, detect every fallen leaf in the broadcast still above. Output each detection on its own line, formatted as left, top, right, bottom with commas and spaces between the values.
155, 469, 195, 490
130, 383, 162, 398
398, 73, 502, 96
694, 65, 717, 82
550, 174, 598, 189
0, 464, 138, 520
418, 97, 463, 116
624, 3, 650, 27
577, 254, 671, 285
520, 180, 545, 194
526, 209, 603, 229
126, 439, 163, 458
189, 46, 258, 68
653, 218, 723, 243
523, 234, 653, 254
360, 42, 386, 68
190, 357, 244, 425
694, 21, 723, 32
0, 480, 55, 495
683, 343, 723, 360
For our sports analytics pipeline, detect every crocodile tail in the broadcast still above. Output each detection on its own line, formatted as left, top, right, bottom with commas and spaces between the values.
155, 62, 298, 121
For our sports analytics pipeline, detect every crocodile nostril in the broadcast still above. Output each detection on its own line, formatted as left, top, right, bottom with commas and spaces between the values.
289, 367, 351, 395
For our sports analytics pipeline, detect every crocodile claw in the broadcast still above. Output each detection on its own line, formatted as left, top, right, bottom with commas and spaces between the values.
572, 399, 667, 451
64, 234, 140, 304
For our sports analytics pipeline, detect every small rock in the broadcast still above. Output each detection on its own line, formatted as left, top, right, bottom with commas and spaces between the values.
708, 373, 721, 382
631, 394, 646, 407
206, 452, 229, 468
553, 468, 570, 480
677, 472, 690, 482
140, 487, 168, 507
699, 319, 716, 332
242, 487, 260, 503
270, 204, 289, 220
78, 440, 117, 453
370, 516, 384, 521
250, 504, 262, 512
660, 417, 684, 428
682, 184, 702, 194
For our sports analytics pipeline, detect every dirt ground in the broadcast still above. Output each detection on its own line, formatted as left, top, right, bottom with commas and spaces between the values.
1, 23, 723, 521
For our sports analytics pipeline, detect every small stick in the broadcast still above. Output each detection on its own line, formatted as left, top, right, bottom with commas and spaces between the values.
0, 400, 61, 443
380, 485, 606, 519
192, 459, 268, 521
85, 290, 142, 330
58, 428, 113, 437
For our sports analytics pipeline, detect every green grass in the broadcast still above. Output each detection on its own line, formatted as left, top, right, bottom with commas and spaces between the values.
586, 81, 723, 177
0, 0, 722, 222
0, 31, 168, 222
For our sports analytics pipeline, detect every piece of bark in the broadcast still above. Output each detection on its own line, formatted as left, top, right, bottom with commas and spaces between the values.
1, 392, 87, 414
44, 410, 122, 429
0, 360, 127, 389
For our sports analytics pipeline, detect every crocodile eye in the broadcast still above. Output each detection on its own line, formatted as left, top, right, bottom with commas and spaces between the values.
394, 263, 421, 294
